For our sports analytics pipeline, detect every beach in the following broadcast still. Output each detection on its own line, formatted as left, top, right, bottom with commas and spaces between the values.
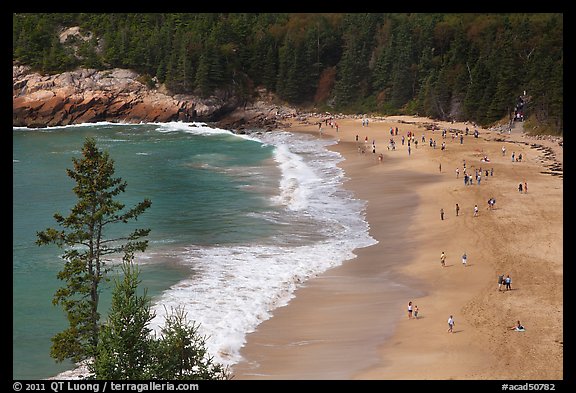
231, 115, 563, 380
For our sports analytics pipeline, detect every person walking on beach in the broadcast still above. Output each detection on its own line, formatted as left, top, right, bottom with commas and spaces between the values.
461, 252, 467, 267
408, 301, 413, 319
474, 204, 479, 217
414, 305, 419, 319
524, 181, 528, 193
440, 208, 444, 220
440, 251, 446, 267
447, 315, 455, 333
498, 273, 505, 291
518, 183, 523, 193
456, 167, 460, 178
505, 275, 512, 291
456, 203, 460, 216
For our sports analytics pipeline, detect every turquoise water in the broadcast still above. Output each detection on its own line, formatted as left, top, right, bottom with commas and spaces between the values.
13, 122, 376, 380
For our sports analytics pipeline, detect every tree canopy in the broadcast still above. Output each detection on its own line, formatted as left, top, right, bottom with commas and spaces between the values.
13, 13, 563, 133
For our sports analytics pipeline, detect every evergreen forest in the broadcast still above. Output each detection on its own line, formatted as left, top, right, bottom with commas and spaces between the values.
13, 13, 563, 133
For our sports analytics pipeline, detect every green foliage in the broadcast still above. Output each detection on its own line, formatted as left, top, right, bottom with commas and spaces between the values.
36, 137, 151, 363
151, 309, 229, 380
334, 13, 379, 108
13, 13, 562, 133
90, 256, 156, 379
91, 258, 229, 380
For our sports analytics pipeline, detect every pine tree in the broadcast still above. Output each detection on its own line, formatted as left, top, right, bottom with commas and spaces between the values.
37, 137, 152, 364
262, 43, 278, 91
90, 256, 156, 379
390, 24, 415, 109
152, 308, 229, 380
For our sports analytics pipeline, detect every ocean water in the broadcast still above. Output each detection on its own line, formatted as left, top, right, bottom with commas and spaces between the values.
13, 122, 376, 380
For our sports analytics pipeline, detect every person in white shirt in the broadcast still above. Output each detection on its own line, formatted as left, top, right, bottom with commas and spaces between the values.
447, 315, 455, 333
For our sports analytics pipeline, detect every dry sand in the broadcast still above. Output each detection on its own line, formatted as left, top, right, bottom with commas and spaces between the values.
231, 114, 563, 380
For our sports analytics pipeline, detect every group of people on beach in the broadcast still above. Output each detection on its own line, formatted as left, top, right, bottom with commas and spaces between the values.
353, 123, 455, 160
518, 181, 527, 193
438, 251, 468, 267
497, 273, 513, 291
404, 119, 523, 334
408, 301, 419, 319
337, 116, 528, 334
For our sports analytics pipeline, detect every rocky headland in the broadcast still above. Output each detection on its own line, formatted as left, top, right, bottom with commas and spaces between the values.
12, 65, 292, 130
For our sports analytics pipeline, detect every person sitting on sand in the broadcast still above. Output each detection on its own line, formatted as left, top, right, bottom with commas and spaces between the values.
488, 197, 496, 210
510, 320, 525, 331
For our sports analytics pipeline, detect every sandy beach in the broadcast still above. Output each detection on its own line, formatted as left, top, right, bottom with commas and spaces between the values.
231, 114, 563, 380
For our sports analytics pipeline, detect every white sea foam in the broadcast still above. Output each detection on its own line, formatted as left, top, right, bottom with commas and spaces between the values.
154, 121, 267, 145
12, 121, 127, 131
270, 143, 317, 211
155, 121, 233, 137
148, 130, 377, 368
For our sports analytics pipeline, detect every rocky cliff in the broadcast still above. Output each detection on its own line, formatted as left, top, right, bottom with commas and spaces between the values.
12, 65, 241, 128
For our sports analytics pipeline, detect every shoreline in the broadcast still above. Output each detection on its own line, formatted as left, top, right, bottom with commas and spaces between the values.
231, 130, 431, 379
232, 115, 563, 380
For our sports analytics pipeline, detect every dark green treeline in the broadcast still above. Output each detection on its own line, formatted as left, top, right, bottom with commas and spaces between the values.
13, 13, 563, 133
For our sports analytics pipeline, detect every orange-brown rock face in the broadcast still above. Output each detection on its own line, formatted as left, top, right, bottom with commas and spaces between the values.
12, 66, 229, 128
